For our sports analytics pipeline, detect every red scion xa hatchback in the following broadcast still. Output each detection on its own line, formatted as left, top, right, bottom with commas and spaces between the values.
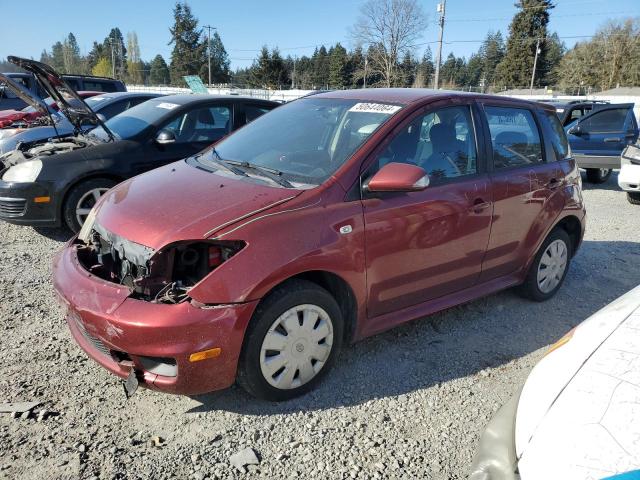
53, 89, 585, 401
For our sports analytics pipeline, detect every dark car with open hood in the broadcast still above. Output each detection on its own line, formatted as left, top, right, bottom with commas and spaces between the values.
53, 89, 586, 401
0, 56, 278, 232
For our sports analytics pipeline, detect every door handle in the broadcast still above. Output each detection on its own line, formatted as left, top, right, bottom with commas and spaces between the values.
604, 137, 621, 143
469, 198, 491, 214
546, 178, 561, 189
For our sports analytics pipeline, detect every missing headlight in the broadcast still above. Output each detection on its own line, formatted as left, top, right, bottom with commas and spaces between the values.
75, 224, 244, 304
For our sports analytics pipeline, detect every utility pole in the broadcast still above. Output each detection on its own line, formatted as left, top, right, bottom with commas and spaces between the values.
529, 38, 541, 95
203, 25, 216, 86
363, 54, 368, 88
434, 0, 446, 90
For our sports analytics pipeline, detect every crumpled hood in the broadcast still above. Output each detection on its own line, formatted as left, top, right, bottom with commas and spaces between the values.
94, 159, 303, 250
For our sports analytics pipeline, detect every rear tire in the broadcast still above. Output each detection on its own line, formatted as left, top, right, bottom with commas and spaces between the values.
237, 279, 343, 401
585, 168, 612, 184
63, 178, 115, 233
518, 228, 572, 302
627, 192, 640, 205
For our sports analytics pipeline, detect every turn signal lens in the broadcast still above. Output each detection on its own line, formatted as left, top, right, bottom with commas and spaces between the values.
34, 196, 51, 203
545, 327, 576, 357
189, 347, 221, 362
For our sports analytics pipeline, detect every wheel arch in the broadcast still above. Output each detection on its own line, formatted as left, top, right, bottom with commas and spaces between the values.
59, 171, 125, 217
553, 214, 583, 257
251, 270, 359, 344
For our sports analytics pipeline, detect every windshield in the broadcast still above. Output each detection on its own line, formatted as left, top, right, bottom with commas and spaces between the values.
205, 97, 401, 184
91, 98, 176, 141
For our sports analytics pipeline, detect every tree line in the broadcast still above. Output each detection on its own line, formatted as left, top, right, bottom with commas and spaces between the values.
1, 0, 638, 93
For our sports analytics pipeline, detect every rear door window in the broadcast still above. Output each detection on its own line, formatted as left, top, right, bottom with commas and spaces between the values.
484, 106, 543, 169
244, 104, 273, 124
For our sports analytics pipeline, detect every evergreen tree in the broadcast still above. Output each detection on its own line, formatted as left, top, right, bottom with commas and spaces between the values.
414, 47, 434, 88
103, 28, 127, 79
495, 0, 554, 88
465, 53, 483, 88
328, 43, 348, 88
62, 33, 81, 73
479, 31, 505, 88
168, 2, 205, 85
149, 54, 170, 85
540, 32, 565, 86
200, 31, 231, 84
312, 46, 329, 88
86, 42, 105, 73
50, 42, 65, 72
347, 46, 365, 88
400, 52, 417, 87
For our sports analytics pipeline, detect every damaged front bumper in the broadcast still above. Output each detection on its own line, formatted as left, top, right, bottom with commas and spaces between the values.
53, 243, 258, 395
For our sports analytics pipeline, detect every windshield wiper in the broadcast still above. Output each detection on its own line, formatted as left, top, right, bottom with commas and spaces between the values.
199, 148, 248, 177
222, 159, 293, 188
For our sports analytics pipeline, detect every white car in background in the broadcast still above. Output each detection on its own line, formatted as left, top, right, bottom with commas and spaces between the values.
470, 285, 640, 480
619, 144, 640, 205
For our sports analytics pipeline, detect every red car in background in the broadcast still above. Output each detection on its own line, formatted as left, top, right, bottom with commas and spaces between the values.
53, 89, 586, 401
0, 91, 101, 128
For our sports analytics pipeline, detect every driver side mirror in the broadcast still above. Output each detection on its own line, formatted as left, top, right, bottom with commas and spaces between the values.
568, 124, 583, 136
365, 162, 429, 193
155, 129, 176, 145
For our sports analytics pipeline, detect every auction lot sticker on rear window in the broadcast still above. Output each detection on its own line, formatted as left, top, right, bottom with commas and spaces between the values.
156, 102, 180, 110
348, 103, 402, 115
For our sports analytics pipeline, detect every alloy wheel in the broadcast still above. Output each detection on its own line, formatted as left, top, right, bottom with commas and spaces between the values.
259, 304, 334, 390
75, 187, 109, 227
537, 239, 568, 294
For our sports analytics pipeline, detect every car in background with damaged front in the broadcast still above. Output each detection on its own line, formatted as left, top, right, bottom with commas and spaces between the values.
470, 285, 640, 480
0, 56, 278, 232
53, 89, 585, 401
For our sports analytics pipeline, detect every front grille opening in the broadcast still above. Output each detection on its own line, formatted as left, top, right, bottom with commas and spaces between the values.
138, 356, 178, 377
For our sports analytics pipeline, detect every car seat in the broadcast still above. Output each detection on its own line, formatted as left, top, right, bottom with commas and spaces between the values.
421, 123, 465, 178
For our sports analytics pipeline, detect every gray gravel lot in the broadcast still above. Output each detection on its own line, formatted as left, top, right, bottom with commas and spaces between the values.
1, 172, 639, 480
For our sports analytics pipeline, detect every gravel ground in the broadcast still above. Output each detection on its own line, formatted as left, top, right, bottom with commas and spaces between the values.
1, 172, 639, 480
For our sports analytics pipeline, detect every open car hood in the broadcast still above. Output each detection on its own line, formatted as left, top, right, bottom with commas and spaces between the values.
7, 56, 113, 139
0, 73, 50, 122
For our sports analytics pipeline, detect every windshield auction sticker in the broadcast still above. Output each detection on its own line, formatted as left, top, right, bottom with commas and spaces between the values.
348, 103, 402, 115
156, 102, 180, 110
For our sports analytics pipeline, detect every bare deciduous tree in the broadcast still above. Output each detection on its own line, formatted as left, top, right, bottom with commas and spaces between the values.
351, 0, 428, 87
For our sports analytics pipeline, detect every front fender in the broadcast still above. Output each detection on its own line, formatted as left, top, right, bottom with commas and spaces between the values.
186, 197, 367, 314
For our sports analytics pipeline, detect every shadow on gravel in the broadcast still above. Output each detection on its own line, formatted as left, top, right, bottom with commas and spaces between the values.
32, 226, 73, 242
188, 239, 640, 415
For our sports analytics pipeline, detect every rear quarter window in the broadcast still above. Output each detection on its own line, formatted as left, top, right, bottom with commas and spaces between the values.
540, 110, 570, 161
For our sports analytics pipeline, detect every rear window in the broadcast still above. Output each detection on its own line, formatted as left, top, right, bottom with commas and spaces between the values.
484, 106, 543, 169
541, 110, 570, 161
82, 80, 118, 93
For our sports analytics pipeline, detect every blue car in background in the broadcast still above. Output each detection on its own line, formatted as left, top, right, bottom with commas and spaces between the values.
565, 103, 639, 183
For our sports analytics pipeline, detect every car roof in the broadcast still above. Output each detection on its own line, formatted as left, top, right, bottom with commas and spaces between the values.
87, 91, 161, 100
312, 88, 555, 111
156, 94, 278, 106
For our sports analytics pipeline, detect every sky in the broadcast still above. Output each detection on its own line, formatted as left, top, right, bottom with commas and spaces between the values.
1, 0, 638, 69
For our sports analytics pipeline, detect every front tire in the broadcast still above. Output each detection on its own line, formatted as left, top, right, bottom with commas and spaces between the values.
237, 279, 343, 401
627, 192, 640, 205
518, 228, 572, 302
585, 168, 612, 184
63, 178, 115, 233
